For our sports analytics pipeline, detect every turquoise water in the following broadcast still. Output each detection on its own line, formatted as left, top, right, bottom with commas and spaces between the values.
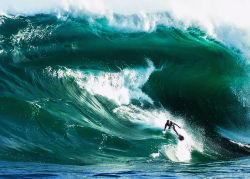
0, 1, 250, 177
1, 157, 250, 178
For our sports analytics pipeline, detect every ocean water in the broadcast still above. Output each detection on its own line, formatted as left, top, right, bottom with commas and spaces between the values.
0, 0, 250, 178
1, 157, 250, 178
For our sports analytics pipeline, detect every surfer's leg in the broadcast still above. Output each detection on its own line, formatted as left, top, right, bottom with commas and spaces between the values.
173, 126, 179, 136
164, 123, 168, 131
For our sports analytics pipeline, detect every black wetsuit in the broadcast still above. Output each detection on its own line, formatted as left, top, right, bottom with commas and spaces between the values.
164, 121, 179, 136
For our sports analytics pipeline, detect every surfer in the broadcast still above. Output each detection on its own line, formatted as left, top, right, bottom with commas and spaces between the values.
163, 120, 184, 140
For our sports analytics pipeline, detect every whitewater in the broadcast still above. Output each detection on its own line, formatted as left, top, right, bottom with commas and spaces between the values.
0, 0, 249, 178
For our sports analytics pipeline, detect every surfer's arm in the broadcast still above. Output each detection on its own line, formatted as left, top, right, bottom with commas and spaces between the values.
172, 126, 179, 136
172, 122, 181, 128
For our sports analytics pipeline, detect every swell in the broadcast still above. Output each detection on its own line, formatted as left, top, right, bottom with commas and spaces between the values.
0, 14, 249, 164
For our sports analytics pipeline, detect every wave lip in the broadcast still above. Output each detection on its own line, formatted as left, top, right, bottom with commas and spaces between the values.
2, 1, 250, 60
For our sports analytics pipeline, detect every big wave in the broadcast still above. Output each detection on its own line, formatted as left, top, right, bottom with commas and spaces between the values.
0, 0, 249, 164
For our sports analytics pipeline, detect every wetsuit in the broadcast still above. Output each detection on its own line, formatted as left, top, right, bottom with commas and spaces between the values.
164, 121, 179, 136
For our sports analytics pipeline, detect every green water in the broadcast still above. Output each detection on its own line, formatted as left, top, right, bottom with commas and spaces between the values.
0, 13, 249, 176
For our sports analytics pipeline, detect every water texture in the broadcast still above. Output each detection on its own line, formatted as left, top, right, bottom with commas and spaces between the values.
0, 0, 250, 177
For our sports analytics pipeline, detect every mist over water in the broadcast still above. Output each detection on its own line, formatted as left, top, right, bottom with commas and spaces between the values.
0, 1, 249, 176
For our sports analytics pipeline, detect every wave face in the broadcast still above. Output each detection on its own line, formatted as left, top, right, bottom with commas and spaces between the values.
0, 1, 250, 165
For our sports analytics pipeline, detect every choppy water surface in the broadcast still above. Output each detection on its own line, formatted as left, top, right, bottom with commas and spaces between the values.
1, 157, 250, 178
